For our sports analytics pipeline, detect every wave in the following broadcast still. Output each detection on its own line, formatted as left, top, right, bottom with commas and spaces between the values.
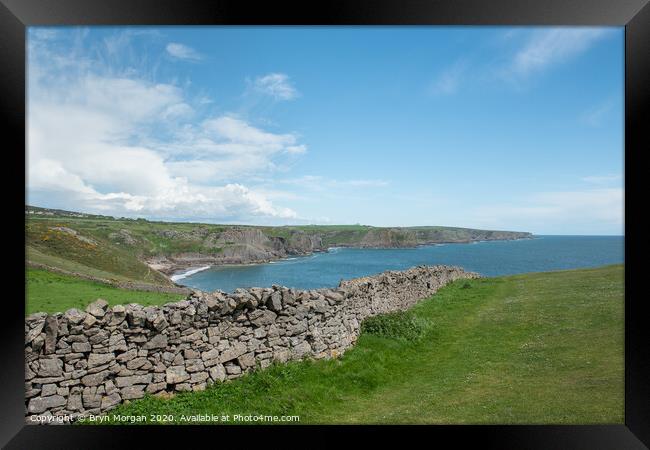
171, 265, 211, 282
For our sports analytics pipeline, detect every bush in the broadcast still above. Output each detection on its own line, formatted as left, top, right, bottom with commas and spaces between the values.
361, 311, 430, 342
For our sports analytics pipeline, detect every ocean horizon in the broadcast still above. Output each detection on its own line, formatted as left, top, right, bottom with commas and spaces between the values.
176, 235, 624, 292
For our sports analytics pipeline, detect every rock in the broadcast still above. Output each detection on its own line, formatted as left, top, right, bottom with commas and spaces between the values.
249, 310, 277, 327
166, 366, 189, 384
292, 341, 312, 358
116, 349, 137, 363
152, 314, 169, 331
86, 299, 108, 318
43, 316, 59, 354
120, 385, 145, 400
225, 363, 241, 375
27, 395, 66, 414
201, 348, 219, 361
115, 374, 152, 388
81, 370, 109, 387
71, 342, 91, 353
267, 291, 283, 312
126, 357, 149, 370
41, 384, 57, 397
237, 352, 256, 368
190, 372, 209, 383
142, 333, 168, 350
64, 309, 86, 325
209, 364, 226, 382
25, 320, 45, 344
219, 342, 247, 363
87, 353, 115, 368
127, 309, 146, 327
101, 392, 122, 409
185, 359, 205, 373
37, 358, 63, 377
82, 314, 97, 329
67, 394, 82, 411
145, 382, 166, 394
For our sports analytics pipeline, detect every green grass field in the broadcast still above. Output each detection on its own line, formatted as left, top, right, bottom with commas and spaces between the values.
26, 269, 186, 315
92, 264, 624, 425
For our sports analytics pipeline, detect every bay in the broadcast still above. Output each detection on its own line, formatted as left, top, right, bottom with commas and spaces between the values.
178, 235, 624, 292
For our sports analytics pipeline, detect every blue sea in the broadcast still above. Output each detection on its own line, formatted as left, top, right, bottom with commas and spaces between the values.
178, 236, 624, 292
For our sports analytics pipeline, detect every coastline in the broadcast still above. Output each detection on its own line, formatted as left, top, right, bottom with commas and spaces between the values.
167, 236, 537, 286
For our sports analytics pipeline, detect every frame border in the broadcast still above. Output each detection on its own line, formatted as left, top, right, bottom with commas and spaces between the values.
2, 0, 647, 447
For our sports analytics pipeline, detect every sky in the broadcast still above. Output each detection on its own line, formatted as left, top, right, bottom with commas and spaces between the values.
26, 26, 624, 235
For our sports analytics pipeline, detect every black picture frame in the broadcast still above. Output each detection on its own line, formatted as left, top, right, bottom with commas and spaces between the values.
2, 0, 647, 447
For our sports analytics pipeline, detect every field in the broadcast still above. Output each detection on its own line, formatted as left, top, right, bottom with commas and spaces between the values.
94, 264, 624, 425
26, 269, 186, 315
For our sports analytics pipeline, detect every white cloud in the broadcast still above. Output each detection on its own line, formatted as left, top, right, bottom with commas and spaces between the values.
509, 28, 608, 78
430, 60, 467, 95
581, 174, 622, 185
253, 73, 299, 100
166, 43, 202, 61
580, 97, 618, 127
27, 39, 301, 223
280, 176, 389, 191
472, 187, 623, 234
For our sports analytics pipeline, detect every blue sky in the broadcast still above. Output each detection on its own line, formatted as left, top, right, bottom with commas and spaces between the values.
27, 26, 624, 234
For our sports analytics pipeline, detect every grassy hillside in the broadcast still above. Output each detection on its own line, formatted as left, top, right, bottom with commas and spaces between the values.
26, 269, 186, 315
93, 264, 624, 425
26, 205, 532, 286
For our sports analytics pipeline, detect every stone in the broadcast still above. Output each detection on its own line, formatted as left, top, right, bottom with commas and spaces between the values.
267, 291, 283, 312
116, 349, 138, 363
71, 342, 91, 353
86, 299, 108, 317
82, 387, 102, 408
152, 314, 169, 331
101, 392, 122, 409
67, 394, 82, 411
166, 366, 189, 384
120, 385, 145, 400
249, 310, 277, 327
115, 374, 152, 388
225, 363, 241, 375
81, 370, 109, 387
41, 384, 57, 397
27, 395, 66, 414
145, 382, 166, 394
87, 353, 115, 368
142, 333, 168, 350
219, 342, 247, 363
25, 321, 45, 344
201, 348, 219, 362
190, 372, 209, 383
126, 357, 149, 370
127, 309, 146, 327
293, 341, 312, 359
64, 309, 86, 325
38, 358, 63, 377
237, 352, 256, 369
185, 359, 205, 373
43, 316, 59, 354
209, 364, 227, 382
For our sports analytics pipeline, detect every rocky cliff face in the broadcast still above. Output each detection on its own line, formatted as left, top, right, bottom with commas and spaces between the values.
24, 265, 479, 423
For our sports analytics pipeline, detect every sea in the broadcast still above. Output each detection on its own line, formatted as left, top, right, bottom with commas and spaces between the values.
175, 235, 624, 293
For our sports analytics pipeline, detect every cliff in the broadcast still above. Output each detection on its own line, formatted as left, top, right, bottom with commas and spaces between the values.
26, 205, 532, 285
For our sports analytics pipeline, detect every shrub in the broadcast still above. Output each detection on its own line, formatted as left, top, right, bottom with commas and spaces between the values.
361, 311, 430, 342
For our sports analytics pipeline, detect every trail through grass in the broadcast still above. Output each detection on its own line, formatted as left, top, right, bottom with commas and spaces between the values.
96, 265, 623, 425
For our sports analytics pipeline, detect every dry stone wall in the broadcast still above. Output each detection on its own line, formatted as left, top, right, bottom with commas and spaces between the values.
24, 265, 479, 422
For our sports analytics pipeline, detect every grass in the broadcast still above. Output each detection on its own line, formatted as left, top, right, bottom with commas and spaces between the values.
93, 264, 624, 425
26, 269, 186, 316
